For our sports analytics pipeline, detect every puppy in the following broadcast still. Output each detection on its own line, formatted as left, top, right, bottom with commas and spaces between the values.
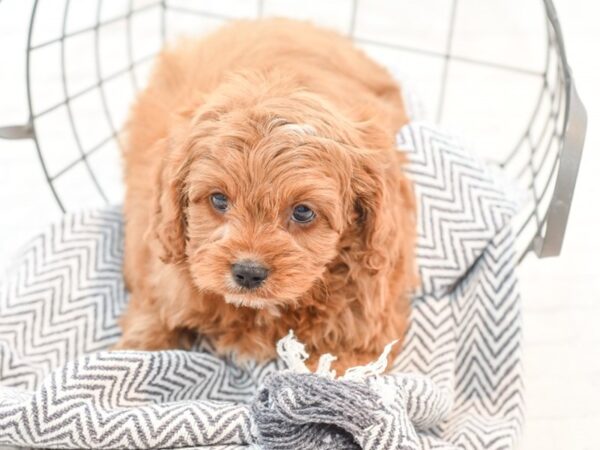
116, 18, 417, 371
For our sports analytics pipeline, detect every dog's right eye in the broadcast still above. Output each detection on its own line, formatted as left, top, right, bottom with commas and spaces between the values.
291, 204, 316, 223
210, 193, 229, 212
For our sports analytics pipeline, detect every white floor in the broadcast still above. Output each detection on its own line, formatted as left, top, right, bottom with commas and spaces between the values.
1, 1, 599, 449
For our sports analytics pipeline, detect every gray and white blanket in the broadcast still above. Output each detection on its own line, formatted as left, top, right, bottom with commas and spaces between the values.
0, 122, 523, 449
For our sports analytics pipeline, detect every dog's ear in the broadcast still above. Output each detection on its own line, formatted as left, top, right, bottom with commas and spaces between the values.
351, 148, 416, 279
148, 136, 191, 265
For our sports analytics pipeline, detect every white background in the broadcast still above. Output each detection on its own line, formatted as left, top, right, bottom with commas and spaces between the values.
1, 1, 599, 448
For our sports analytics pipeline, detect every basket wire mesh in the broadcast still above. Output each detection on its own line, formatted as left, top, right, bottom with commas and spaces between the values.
0, 0, 588, 262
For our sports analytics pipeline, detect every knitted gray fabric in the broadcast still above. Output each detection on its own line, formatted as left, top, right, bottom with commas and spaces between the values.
251, 373, 371, 450
249, 359, 444, 450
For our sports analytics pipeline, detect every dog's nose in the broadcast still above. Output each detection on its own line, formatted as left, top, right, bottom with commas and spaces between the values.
231, 260, 269, 289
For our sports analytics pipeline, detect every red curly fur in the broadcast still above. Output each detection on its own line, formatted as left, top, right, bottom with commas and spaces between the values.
115, 18, 417, 371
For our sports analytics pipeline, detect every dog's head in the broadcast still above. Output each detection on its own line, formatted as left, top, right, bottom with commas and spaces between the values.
149, 72, 414, 311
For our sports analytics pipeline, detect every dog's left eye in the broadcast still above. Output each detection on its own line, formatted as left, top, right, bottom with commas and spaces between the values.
291, 204, 316, 223
210, 193, 229, 212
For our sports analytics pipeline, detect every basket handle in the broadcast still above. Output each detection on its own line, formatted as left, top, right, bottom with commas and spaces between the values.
0, 121, 34, 140
533, 79, 588, 257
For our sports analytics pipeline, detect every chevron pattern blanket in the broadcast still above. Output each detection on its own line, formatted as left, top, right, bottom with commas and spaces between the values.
0, 122, 523, 449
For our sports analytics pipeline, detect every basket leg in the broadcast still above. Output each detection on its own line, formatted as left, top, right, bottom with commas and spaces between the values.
0, 122, 34, 140
534, 81, 588, 257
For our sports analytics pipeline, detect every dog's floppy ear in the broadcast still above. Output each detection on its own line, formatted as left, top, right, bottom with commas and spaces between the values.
351, 148, 416, 279
148, 136, 191, 264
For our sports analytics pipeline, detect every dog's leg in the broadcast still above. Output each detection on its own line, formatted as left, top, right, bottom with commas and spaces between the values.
113, 293, 196, 351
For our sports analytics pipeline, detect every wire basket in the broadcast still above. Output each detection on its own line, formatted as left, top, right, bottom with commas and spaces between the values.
0, 0, 587, 262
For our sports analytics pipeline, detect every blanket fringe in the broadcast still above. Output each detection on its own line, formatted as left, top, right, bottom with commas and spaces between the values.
276, 330, 397, 382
